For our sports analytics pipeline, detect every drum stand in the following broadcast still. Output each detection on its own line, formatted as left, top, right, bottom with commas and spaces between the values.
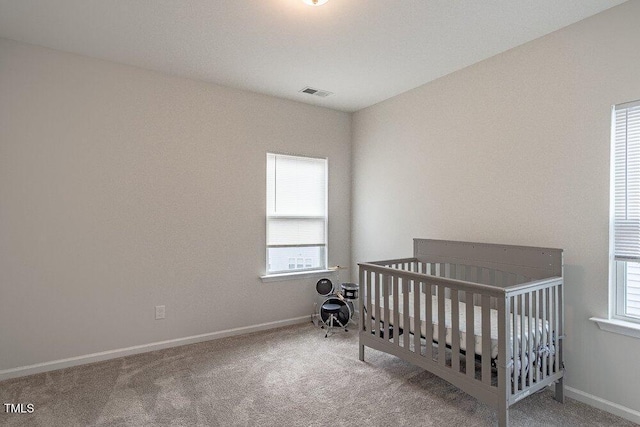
348, 305, 359, 327
321, 302, 347, 337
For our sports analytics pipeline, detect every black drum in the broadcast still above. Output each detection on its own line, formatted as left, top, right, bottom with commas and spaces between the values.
319, 296, 353, 326
340, 283, 359, 300
316, 278, 334, 296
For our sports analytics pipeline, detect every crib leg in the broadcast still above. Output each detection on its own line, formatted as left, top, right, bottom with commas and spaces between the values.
554, 377, 565, 403
359, 344, 365, 361
498, 406, 508, 427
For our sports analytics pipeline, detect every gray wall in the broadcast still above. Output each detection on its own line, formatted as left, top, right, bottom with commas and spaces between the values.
0, 38, 351, 371
352, 0, 640, 414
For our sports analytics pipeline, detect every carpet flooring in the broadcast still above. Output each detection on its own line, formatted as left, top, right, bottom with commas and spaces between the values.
0, 322, 636, 426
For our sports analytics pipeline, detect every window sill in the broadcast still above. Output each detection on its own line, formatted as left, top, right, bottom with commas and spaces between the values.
260, 269, 335, 283
590, 317, 640, 339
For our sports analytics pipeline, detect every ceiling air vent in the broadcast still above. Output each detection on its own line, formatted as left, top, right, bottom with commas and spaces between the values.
300, 87, 333, 98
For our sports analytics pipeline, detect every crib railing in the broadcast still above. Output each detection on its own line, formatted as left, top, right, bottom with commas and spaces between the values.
358, 258, 564, 407
506, 279, 564, 400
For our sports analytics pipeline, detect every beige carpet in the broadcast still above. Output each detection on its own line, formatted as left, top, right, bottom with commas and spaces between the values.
0, 322, 636, 426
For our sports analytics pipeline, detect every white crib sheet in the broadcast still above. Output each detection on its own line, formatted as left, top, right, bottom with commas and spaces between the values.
375, 292, 550, 359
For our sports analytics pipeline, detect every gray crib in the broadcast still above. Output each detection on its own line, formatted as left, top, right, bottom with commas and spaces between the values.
358, 239, 564, 426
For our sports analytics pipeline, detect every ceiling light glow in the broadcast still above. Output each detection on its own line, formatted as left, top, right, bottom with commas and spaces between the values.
302, 0, 328, 6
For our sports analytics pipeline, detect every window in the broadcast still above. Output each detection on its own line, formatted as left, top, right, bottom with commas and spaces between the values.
266, 153, 327, 275
612, 99, 640, 322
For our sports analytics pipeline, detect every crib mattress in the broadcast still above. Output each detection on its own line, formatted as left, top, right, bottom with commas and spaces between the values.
375, 292, 549, 359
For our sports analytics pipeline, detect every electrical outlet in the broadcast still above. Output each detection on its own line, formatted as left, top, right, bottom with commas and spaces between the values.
155, 305, 165, 320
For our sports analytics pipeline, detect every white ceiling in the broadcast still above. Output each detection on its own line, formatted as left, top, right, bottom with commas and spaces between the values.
0, 0, 627, 112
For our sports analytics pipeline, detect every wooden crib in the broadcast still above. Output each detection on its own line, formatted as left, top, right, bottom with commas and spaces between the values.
358, 239, 564, 427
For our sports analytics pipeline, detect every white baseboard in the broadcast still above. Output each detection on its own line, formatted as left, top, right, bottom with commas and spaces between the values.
565, 386, 640, 425
0, 315, 310, 382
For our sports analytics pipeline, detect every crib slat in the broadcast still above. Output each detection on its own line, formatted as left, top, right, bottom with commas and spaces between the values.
542, 288, 547, 379
425, 284, 434, 359
378, 273, 391, 339
414, 280, 421, 354
556, 283, 563, 379
530, 291, 542, 382
451, 289, 460, 372
512, 295, 519, 391
423, 283, 433, 359
438, 286, 446, 366
519, 293, 526, 388
367, 271, 380, 334
547, 288, 556, 375
481, 295, 491, 385
554, 285, 559, 374
551, 286, 556, 374
364, 270, 370, 331
466, 291, 475, 379
497, 295, 509, 411
403, 277, 411, 349
360, 267, 365, 330
374, 273, 381, 341
393, 276, 400, 346
383, 274, 390, 340
527, 291, 533, 387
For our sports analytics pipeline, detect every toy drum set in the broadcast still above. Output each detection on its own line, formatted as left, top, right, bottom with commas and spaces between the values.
316, 278, 359, 336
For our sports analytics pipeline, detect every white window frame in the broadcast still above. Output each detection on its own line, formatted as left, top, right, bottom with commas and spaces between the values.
264, 152, 328, 277
596, 100, 640, 337
610, 100, 640, 325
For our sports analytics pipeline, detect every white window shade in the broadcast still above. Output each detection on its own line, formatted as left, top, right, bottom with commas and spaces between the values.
614, 101, 640, 261
267, 154, 326, 216
267, 217, 326, 246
